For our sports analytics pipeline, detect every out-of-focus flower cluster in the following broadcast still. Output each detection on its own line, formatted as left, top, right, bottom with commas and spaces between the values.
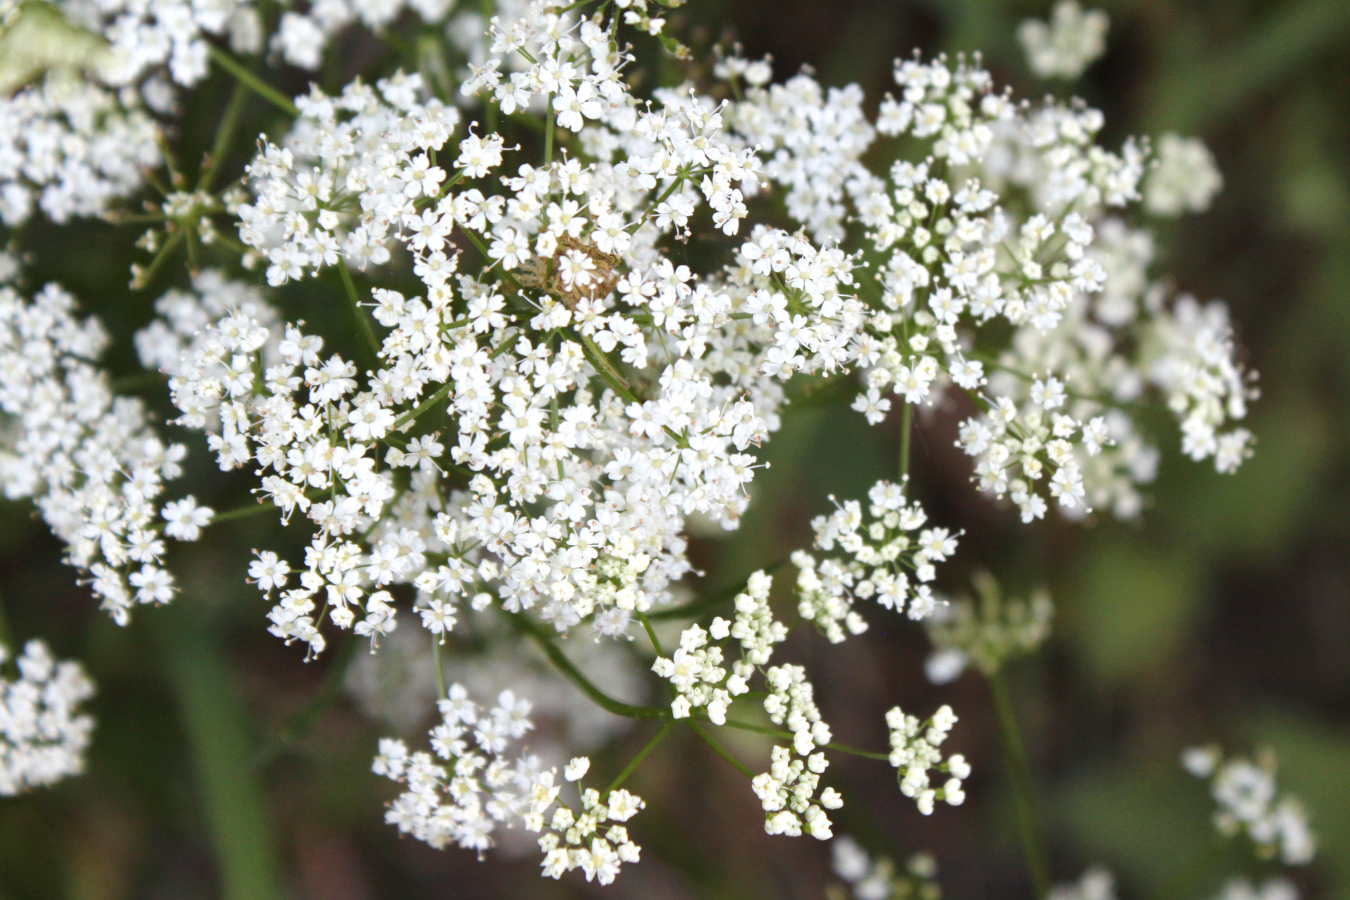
1018, 0, 1109, 80
0, 266, 207, 623
0, 640, 95, 796
1184, 745, 1316, 865
831, 836, 941, 900
924, 573, 1053, 683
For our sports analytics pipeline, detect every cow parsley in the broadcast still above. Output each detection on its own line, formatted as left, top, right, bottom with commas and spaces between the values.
0, 0, 1274, 888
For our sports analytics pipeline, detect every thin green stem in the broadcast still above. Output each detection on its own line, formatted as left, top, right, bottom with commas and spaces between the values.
335, 257, 382, 358
900, 401, 913, 481
210, 500, 277, 525
510, 614, 667, 719
823, 742, 891, 762
713, 717, 891, 761
208, 46, 299, 117
132, 230, 185, 291
432, 634, 447, 701
394, 381, 452, 431
605, 721, 675, 798
577, 331, 637, 401
111, 371, 168, 393
198, 77, 251, 193
636, 611, 663, 656
252, 635, 359, 768
543, 92, 555, 166
987, 670, 1051, 900
688, 721, 754, 779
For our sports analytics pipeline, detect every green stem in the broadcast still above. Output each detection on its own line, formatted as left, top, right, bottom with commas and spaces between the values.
335, 257, 382, 358
198, 77, 251, 193
111, 371, 168, 393
605, 720, 675, 797
713, 717, 891, 761
987, 670, 1051, 900
651, 170, 689, 208
688, 721, 754, 778
394, 381, 452, 431
577, 331, 637, 401
636, 611, 663, 656
543, 91, 555, 166
900, 402, 913, 481
150, 605, 283, 900
432, 634, 447, 701
132, 230, 185, 291
510, 614, 667, 719
210, 500, 277, 525
208, 46, 299, 117
252, 634, 358, 768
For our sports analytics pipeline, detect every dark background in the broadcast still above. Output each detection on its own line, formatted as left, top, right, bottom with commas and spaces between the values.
1, 0, 1349, 898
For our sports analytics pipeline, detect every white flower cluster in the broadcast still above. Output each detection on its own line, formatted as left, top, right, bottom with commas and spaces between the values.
651, 569, 782, 723
273, 0, 453, 70
0, 76, 159, 226
373, 683, 644, 884
147, 32, 1255, 685
794, 480, 956, 643
751, 742, 842, 840
832, 835, 941, 900
1183, 745, 1316, 865
1018, 1, 1110, 80
727, 73, 875, 243
651, 623, 731, 722
728, 52, 1252, 522
235, 72, 463, 283
743, 657, 844, 839
885, 704, 968, 815
59, 0, 451, 87
0, 277, 206, 623
1141, 293, 1255, 473
59, 0, 257, 88
649, 572, 840, 839
985, 266, 1254, 520
0, 640, 95, 796
0, 0, 472, 229
136, 268, 281, 379
1146, 134, 1224, 217
537, 777, 645, 886
924, 578, 1053, 683
0, 0, 253, 226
